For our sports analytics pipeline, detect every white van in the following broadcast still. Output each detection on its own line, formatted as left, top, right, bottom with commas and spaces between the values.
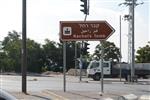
87, 60, 111, 81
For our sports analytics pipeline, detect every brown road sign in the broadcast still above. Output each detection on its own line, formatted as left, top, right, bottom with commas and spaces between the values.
59, 21, 115, 41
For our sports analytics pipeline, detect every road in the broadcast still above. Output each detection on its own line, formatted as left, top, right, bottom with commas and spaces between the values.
0, 74, 150, 99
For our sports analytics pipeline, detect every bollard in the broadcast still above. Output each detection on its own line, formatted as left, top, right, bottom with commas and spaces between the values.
132, 76, 138, 83
127, 75, 131, 82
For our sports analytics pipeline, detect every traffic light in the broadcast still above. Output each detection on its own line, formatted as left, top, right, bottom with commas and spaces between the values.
80, 0, 88, 15
81, 42, 90, 56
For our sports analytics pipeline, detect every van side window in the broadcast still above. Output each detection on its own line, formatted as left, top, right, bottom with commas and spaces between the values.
91, 62, 99, 68
103, 63, 109, 67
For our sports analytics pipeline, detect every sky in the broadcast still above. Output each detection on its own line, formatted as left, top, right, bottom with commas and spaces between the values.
0, 0, 149, 62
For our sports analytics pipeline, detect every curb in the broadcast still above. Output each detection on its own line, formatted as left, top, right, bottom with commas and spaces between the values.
43, 90, 69, 100
118, 94, 138, 100
139, 95, 150, 100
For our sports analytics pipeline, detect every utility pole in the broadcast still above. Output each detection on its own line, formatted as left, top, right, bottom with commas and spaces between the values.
119, 0, 143, 82
119, 15, 122, 81
131, 0, 135, 82
22, 0, 27, 93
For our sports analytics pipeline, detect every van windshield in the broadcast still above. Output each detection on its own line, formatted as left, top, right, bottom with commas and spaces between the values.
103, 63, 109, 67
90, 62, 99, 69
88, 61, 109, 69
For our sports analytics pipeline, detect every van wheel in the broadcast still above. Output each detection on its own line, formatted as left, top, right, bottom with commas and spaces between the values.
93, 73, 100, 81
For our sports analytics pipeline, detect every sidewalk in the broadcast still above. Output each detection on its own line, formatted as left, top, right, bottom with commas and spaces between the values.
11, 92, 53, 100
43, 90, 150, 100
2, 74, 149, 100
43, 90, 125, 100
11, 90, 150, 100
11, 90, 120, 100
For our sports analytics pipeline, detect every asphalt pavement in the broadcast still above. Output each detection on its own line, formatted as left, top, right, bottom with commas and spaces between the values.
0, 74, 150, 100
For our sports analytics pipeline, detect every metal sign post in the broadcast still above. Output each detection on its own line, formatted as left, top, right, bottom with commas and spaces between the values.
79, 57, 83, 82
75, 42, 77, 76
79, 41, 83, 82
63, 42, 66, 92
100, 41, 104, 95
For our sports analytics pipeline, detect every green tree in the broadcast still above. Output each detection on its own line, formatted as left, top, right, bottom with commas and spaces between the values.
42, 39, 63, 71
66, 42, 81, 70
2, 31, 21, 72
66, 42, 75, 70
27, 39, 44, 73
1, 31, 44, 73
136, 42, 150, 63
0, 52, 7, 71
92, 41, 120, 62
43, 40, 82, 71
